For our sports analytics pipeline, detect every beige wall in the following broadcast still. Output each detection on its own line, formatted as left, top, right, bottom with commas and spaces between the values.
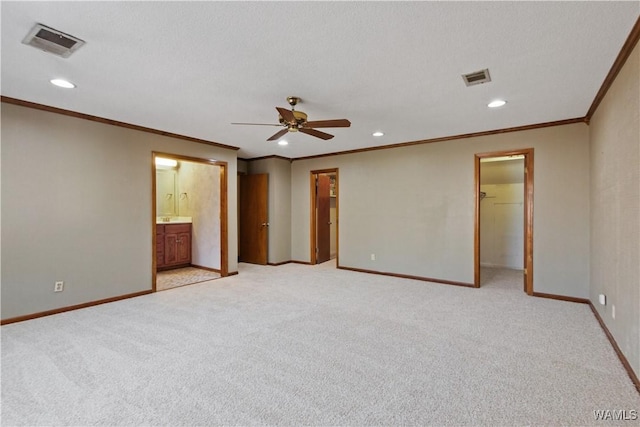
292, 123, 590, 297
247, 158, 292, 264
1, 103, 238, 320
177, 161, 221, 270
237, 159, 248, 174
589, 42, 639, 376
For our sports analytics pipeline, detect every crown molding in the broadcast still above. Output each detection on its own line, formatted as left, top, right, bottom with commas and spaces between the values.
1, 96, 240, 151
291, 117, 586, 162
586, 16, 640, 122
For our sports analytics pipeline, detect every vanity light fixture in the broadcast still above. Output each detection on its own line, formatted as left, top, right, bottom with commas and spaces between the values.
372, 131, 384, 137
155, 157, 178, 167
278, 140, 289, 146
50, 78, 75, 89
488, 100, 506, 108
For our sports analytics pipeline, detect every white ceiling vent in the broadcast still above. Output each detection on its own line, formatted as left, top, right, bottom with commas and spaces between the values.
22, 24, 85, 58
462, 68, 491, 86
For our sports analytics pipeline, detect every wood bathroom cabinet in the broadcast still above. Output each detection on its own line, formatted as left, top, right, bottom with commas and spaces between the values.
156, 223, 191, 270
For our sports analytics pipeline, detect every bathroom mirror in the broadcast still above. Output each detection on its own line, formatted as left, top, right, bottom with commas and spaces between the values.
156, 169, 178, 216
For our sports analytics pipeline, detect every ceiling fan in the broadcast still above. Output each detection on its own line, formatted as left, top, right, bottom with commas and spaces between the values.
231, 96, 351, 141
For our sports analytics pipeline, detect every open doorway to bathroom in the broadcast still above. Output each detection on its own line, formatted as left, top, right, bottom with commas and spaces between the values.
475, 149, 533, 294
152, 152, 228, 291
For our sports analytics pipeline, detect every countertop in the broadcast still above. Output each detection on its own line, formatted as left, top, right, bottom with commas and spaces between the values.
156, 216, 192, 224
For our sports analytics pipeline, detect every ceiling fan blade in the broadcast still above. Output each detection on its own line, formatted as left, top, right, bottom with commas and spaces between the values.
267, 128, 289, 141
303, 119, 351, 128
231, 122, 282, 126
276, 107, 296, 124
299, 128, 334, 140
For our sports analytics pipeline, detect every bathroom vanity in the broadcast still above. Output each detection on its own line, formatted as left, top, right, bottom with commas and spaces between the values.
156, 219, 192, 270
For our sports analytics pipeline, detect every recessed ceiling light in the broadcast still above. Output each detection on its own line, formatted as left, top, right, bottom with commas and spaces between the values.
50, 78, 75, 89
488, 100, 506, 108
278, 140, 289, 146
372, 131, 384, 137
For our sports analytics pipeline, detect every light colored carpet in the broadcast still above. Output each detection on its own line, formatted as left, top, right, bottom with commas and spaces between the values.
481, 266, 524, 289
156, 266, 221, 291
2, 262, 639, 426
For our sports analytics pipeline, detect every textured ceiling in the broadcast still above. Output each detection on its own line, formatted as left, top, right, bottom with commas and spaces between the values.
1, 2, 638, 159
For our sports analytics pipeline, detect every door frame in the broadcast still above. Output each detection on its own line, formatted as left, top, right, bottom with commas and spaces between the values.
152, 152, 229, 292
474, 148, 534, 294
310, 168, 339, 265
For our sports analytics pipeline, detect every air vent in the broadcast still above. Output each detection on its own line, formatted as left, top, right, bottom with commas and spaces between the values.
462, 68, 491, 86
22, 24, 85, 58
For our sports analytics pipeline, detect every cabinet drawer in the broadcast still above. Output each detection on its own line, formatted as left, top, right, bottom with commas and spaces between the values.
156, 224, 165, 234
165, 223, 191, 234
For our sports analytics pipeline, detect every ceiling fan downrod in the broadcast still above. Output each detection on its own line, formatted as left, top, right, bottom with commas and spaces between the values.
286, 96, 300, 111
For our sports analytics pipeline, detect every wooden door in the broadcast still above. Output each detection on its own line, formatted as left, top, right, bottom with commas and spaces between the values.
239, 173, 268, 265
316, 174, 331, 264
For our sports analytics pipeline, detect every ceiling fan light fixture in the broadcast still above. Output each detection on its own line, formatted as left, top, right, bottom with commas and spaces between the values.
488, 99, 507, 108
278, 140, 289, 146
234, 96, 351, 142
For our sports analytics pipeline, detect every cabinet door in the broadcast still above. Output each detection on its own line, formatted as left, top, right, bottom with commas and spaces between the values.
164, 233, 178, 265
177, 232, 191, 263
156, 225, 165, 268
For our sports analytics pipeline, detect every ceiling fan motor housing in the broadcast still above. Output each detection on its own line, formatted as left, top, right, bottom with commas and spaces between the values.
279, 110, 308, 127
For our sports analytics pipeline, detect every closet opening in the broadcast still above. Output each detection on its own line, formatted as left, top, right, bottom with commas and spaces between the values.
475, 149, 533, 294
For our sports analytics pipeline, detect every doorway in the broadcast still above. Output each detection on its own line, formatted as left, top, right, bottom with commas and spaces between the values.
152, 152, 229, 291
310, 169, 338, 265
474, 149, 533, 294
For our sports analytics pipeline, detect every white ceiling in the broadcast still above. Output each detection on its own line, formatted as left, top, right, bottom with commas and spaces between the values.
2, 2, 638, 159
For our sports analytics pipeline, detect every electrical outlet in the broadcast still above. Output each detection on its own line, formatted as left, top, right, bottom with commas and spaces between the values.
370, 253, 376, 261
612, 305, 615, 319
54, 281, 64, 292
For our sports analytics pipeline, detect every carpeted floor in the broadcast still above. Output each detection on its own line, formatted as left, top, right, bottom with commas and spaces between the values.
156, 266, 221, 291
480, 265, 524, 289
2, 261, 639, 426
